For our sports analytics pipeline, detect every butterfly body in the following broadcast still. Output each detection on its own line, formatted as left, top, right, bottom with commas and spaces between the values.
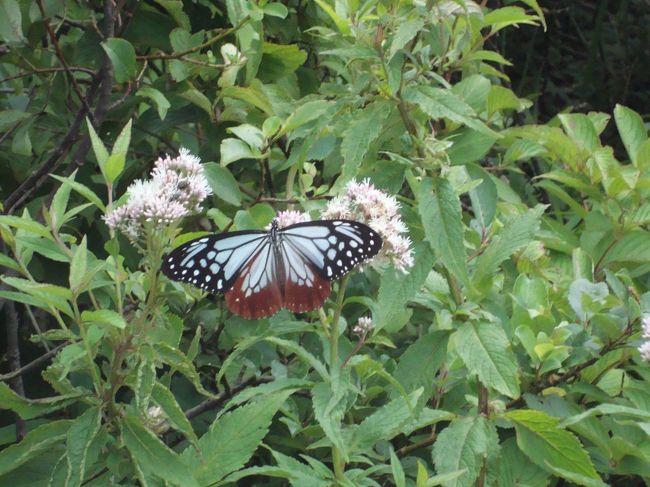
162, 219, 382, 318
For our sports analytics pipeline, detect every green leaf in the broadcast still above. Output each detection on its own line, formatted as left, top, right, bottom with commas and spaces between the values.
121, 414, 198, 487
65, 406, 102, 487
228, 124, 265, 151
392, 331, 449, 401
81, 309, 126, 329
202, 162, 243, 206
183, 391, 292, 485
505, 409, 602, 485
260, 42, 307, 81
0, 0, 24, 43
137, 87, 171, 120
374, 244, 435, 332
220, 138, 255, 166
86, 118, 109, 169
101, 38, 137, 83
352, 389, 422, 452
466, 163, 497, 230
1, 277, 73, 317
491, 437, 549, 487
0, 420, 72, 476
559, 113, 600, 152
103, 153, 125, 185
312, 382, 350, 459
222, 84, 273, 115
50, 175, 105, 212
153, 343, 213, 397
455, 321, 520, 398
19, 236, 70, 263
0, 383, 83, 420
487, 85, 528, 117
473, 205, 545, 291
49, 177, 72, 232
180, 88, 213, 118
388, 18, 425, 61
314, 0, 351, 35
483, 6, 539, 33
559, 403, 650, 427
151, 382, 198, 444
432, 417, 499, 487
614, 104, 647, 166
340, 101, 391, 182
419, 177, 468, 284
279, 100, 333, 136
602, 230, 650, 266
0, 215, 51, 239
263, 3, 288, 18
390, 446, 406, 487
568, 278, 608, 321
69, 236, 88, 293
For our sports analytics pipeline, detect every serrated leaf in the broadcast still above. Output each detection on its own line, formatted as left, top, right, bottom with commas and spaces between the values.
473, 205, 545, 290
65, 406, 102, 487
374, 244, 435, 332
352, 389, 422, 452
122, 414, 198, 487
153, 343, 213, 397
614, 104, 647, 167
183, 391, 292, 485
505, 410, 602, 485
392, 331, 449, 401
81, 309, 126, 329
0, 420, 72, 476
455, 321, 520, 398
151, 382, 198, 444
340, 101, 391, 182
559, 403, 650, 427
602, 230, 650, 266
433, 417, 499, 487
101, 38, 137, 83
388, 18, 424, 61
0, 215, 53, 239
0, 383, 83, 420
312, 382, 349, 459
419, 177, 468, 284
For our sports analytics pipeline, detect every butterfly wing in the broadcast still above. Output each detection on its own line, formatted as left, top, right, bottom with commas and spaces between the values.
280, 220, 383, 280
161, 230, 268, 294
276, 219, 382, 313
225, 239, 283, 319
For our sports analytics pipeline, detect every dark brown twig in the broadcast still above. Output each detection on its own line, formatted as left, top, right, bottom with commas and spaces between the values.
4, 298, 26, 440
0, 342, 68, 382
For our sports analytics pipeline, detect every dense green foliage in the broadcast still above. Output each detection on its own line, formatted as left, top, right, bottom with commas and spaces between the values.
1, 1, 650, 486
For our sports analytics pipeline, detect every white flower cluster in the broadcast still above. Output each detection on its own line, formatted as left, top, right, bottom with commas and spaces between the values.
639, 316, 650, 361
322, 179, 414, 272
104, 148, 212, 242
353, 316, 374, 335
272, 210, 311, 229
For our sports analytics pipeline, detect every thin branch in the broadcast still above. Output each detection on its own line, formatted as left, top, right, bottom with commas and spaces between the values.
0, 66, 95, 84
4, 298, 26, 440
0, 343, 68, 382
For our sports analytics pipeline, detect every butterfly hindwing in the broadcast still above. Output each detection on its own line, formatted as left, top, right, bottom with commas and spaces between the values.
161, 231, 267, 294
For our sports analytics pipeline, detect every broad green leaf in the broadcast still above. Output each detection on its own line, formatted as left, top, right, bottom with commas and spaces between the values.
568, 278, 608, 321
180, 88, 213, 118
121, 414, 198, 487
432, 417, 499, 487
487, 85, 528, 117
263, 3, 288, 18
352, 389, 422, 452
103, 153, 125, 185
491, 437, 549, 487
228, 124, 265, 151
153, 343, 213, 397
279, 100, 333, 136
269, 449, 331, 485
65, 406, 102, 487
0, 383, 83, 420
69, 236, 88, 293
222, 84, 273, 115
0, 420, 72, 476
419, 177, 468, 284
473, 205, 545, 291
403, 86, 497, 137
602, 230, 650, 266
455, 321, 520, 398
392, 331, 449, 401
505, 409, 602, 485
18, 236, 70, 263
614, 104, 647, 166
220, 138, 255, 166
1, 277, 73, 317
201, 163, 243, 206
559, 113, 600, 152
482, 6, 538, 33
0, 0, 24, 43
151, 382, 198, 444
101, 38, 137, 83
446, 128, 496, 166
388, 18, 425, 61
50, 178, 72, 232
390, 446, 406, 487
374, 244, 435, 332
264, 337, 329, 380
183, 391, 292, 485
260, 42, 307, 81
313, 0, 351, 35
340, 101, 391, 182
137, 86, 171, 120
86, 118, 109, 170
81, 309, 126, 329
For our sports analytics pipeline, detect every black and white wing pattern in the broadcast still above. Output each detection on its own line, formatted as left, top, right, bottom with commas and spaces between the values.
161, 219, 383, 319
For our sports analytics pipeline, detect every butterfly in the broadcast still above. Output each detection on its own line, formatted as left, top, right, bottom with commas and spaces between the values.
161, 218, 383, 319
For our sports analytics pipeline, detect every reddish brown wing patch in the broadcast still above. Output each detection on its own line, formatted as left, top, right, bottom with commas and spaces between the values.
282, 267, 331, 313
224, 251, 282, 319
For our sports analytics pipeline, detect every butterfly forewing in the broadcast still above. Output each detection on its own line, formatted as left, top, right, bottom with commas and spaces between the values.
279, 220, 382, 280
161, 219, 383, 318
161, 231, 267, 294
